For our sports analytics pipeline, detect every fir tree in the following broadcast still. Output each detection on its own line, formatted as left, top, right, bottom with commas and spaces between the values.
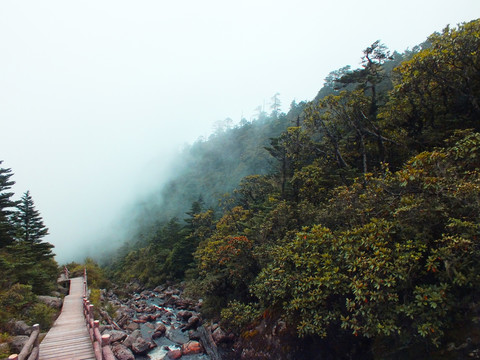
0, 161, 17, 248
14, 191, 54, 260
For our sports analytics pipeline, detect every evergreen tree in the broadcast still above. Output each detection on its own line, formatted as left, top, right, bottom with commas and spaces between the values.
0, 161, 17, 248
14, 191, 54, 261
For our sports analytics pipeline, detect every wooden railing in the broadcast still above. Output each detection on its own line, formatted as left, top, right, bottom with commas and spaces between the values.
63, 265, 69, 280
10, 267, 115, 360
82, 268, 115, 360
8, 324, 40, 360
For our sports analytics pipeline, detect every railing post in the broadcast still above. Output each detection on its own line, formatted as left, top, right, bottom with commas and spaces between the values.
101, 334, 115, 360
83, 267, 88, 298
12, 323, 40, 360
93, 321, 103, 360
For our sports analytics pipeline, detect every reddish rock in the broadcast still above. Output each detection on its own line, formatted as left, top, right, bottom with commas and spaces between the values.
177, 310, 192, 321
147, 314, 159, 322
167, 349, 182, 359
155, 323, 167, 334
181, 341, 203, 356
152, 323, 167, 340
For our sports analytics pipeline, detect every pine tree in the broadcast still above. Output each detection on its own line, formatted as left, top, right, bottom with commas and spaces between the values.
14, 191, 54, 260
0, 161, 17, 248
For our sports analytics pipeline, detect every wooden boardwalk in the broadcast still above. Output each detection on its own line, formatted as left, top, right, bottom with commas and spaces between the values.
39, 277, 96, 360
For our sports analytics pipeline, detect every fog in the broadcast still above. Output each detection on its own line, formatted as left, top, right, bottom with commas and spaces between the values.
0, 0, 478, 263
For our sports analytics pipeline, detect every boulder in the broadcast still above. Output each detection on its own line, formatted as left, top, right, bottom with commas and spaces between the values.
103, 329, 127, 343
212, 327, 228, 344
125, 321, 140, 332
181, 340, 203, 356
6, 320, 31, 336
37, 295, 62, 309
175, 298, 196, 310
111, 343, 135, 360
10, 335, 29, 353
177, 310, 192, 321
114, 305, 132, 320
131, 336, 155, 355
152, 323, 167, 339
183, 315, 201, 331
166, 349, 182, 359
188, 329, 201, 341
166, 326, 189, 344
123, 329, 142, 349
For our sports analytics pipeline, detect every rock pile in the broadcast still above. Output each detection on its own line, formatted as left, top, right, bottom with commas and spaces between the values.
99, 285, 231, 360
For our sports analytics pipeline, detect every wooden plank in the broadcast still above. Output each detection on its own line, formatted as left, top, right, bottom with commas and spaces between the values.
39, 277, 96, 360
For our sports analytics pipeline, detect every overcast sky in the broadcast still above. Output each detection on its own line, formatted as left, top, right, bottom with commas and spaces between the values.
1, 1, 479, 263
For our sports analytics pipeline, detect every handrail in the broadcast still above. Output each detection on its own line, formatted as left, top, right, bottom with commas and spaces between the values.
82, 268, 115, 360
83, 267, 88, 298
8, 324, 40, 360
63, 265, 69, 280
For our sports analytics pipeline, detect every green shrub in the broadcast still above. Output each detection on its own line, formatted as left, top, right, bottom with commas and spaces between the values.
0, 284, 36, 329
221, 301, 260, 333
26, 303, 56, 330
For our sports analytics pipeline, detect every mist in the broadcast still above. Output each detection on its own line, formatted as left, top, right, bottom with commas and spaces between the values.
0, 0, 478, 263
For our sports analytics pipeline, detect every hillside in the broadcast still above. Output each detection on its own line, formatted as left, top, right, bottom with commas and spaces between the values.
106, 19, 480, 359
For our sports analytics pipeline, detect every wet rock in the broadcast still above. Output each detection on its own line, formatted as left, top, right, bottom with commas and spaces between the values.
131, 336, 156, 355
145, 305, 158, 314
176, 298, 197, 310
112, 343, 135, 360
10, 335, 29, 353
126, 321, 140, 332
188, 329, 201, 341
166, 349, 182, 359
177, 310, 192, 321
123, 329, 142, 349
145, 322, 155, 329
166, 326, 189, 344
181, 340, 203, 356
103, 329, 127, 343
152, 323, 167, 339
183, 315, 201, 331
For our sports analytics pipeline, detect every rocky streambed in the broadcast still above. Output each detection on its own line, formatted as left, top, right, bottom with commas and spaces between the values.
98, 285, 232, 360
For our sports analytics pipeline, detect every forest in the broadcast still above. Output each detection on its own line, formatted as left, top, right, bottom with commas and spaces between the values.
0, 19, 479, 359
0, 167, 59, 335
104, 19, 480, 358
